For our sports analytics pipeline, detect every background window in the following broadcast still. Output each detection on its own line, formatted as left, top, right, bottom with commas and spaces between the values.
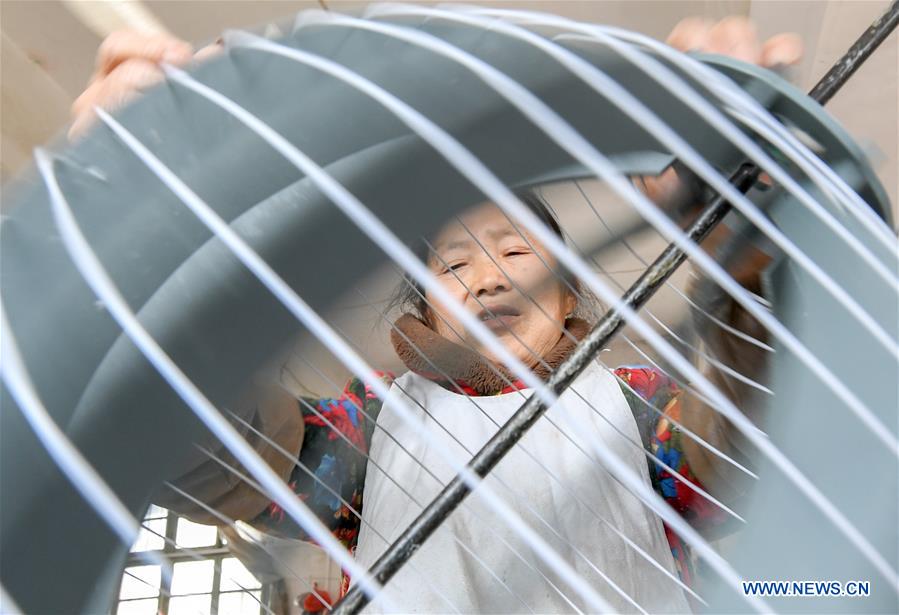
113, 507, 270, 615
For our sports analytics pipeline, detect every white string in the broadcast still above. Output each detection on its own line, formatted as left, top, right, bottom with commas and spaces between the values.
612, 350, 752, 469
358, 4, 899, 430
452, 5, 899, 279
32, 148, 390, 609
93, 103, 614, 613
332, 313, 675, 613
0, 583, 23, 615
179, 32, 763, 610
239, 15, 897, 591
371, 3, 899, 360
571, 180, 775, 354
0, 301, 173, 585
646, 311, 773, 396
591, 22, 899, 252
618, 325, 720, 409
234, 397, 583, 614
191, 446, 465, 614
552, 188, 774, 407
323, 316, 630, 612
231, 410, 533, 614
357, 286, 707, 605
425, 237, 748, 521
277, 364, 577, 613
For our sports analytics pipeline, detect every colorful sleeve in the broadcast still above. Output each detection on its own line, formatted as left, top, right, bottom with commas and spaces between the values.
614, 365, 726, 528
615, 366, 728, 587
250, 371, 395, 551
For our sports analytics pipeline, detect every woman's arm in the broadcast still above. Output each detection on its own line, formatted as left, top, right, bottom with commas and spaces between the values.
622, 161, 779, 540
637, 15, 801, 514
240, 373, 392, 547
150, 380, 305, 525
678, 233, 773, 511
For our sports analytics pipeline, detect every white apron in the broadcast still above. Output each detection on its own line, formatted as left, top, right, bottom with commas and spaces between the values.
354, 362, 691, 614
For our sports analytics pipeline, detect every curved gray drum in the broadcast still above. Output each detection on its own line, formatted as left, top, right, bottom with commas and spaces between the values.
0, 12, 893, 614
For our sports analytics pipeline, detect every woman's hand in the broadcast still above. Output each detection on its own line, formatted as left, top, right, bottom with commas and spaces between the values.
666, 16, 803, 67
638, 16, 803, 209
69, 30, 222, 140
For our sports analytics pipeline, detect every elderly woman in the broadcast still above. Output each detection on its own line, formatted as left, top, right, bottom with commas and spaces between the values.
74, 15, 801, 614
163, 189, 767, 613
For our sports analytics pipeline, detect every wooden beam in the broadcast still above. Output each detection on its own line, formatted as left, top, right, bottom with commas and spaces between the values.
0, 32, 71, 183
60, 0, 169, 37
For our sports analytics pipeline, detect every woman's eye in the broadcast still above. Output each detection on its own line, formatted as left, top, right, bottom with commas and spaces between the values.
443, 262, 467, 274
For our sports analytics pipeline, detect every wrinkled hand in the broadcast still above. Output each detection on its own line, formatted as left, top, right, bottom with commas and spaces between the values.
69, 30, 222, 140
666, 16, 802, 67
637, 16, 803, 207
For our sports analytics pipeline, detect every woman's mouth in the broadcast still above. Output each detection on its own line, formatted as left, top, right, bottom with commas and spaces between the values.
477, 304, 521, 331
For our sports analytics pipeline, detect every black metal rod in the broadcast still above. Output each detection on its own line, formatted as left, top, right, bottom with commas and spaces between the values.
808, 0, 899, 105
333, 5, 898, 612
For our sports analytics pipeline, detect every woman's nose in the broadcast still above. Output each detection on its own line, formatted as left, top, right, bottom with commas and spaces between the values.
471, 259, 509, 297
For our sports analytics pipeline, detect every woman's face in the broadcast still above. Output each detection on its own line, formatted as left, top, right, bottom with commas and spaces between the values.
425, 203, 577, 369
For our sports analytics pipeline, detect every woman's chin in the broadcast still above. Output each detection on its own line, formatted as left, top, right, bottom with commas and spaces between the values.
479, 346, 537, 371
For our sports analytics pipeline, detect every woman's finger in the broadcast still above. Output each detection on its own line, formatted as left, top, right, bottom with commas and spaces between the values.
71, 77, 106, 118
761, 32, 804, 67
69, 59, 165, 139
95, 29, 193, 77
705, 16, 762, 64
666, 17, 713, 52
193, 41, 225, 63
102, 57, 165, 101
